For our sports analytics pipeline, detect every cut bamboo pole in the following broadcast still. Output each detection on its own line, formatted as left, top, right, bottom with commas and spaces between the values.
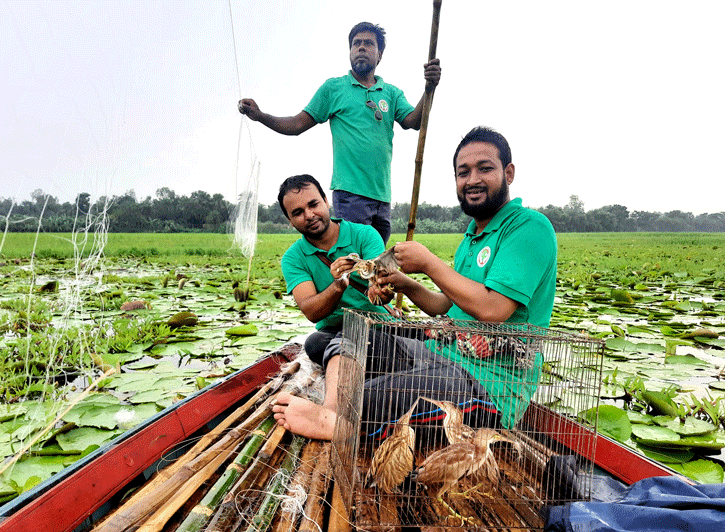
163, 416, 277, 532
205, 425, 288, 532
272, 440, 320, 532
94, 361, 301, 530
92, 399, 281, 532
245, 435, 306, 532
298, 442, 331, 532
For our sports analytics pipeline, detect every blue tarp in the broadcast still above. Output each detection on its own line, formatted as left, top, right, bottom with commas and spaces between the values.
545, 476, 725, 532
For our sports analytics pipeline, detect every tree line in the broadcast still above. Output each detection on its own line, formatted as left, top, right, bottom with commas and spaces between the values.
2, 189, 724, 234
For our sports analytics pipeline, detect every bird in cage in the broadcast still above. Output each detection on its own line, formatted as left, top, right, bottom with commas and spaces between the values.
342, 247, 398, 305
365, 398, 420, 494
420, 397, 475, 445
411, 427, 516, 523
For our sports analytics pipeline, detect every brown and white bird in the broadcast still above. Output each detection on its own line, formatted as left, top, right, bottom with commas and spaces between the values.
343, 247, 399, 304
365, 398, 420, 493
420, 397, 475, 445
411, 427, 517, 523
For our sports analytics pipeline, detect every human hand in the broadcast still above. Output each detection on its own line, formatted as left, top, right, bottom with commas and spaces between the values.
330, 257, 356, 287
238, 98, 261, 120
392, 241, 435, 275
424, 58, 441, 88
367, 283, 395, 306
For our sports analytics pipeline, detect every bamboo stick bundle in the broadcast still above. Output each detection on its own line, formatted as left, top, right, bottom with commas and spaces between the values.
271, 440, 321, 532
92, 397, 285, 532
92, 361, 301, 531
297, 441, 331, 532
205, 424, 288, 531
171, 416, 278, 532
244, 435, 306, 532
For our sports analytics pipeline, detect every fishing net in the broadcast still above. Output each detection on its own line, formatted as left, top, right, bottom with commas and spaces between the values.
228, 118, 260, 261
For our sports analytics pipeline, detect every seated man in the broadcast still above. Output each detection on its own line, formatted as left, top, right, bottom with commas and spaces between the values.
274, 174, 394, 439
274, 126, 557, 438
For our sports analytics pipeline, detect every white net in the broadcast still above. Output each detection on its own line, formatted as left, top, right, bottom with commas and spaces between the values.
229, 118, 260, 260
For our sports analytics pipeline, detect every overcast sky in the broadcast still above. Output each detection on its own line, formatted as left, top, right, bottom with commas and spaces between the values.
2, 0, 723, 215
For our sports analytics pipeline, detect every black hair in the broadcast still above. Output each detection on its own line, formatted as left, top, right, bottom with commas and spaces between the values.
348, 22, 386, 53
452, 126, 512, 171
277, 174, 326, 218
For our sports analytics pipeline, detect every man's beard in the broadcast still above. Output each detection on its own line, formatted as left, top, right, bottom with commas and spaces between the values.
301, 216, 330, 240
458, 179, 509, 220
351, 58, 374, 77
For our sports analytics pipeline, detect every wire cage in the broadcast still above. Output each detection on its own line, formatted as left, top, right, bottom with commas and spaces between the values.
331, 310, 605, 531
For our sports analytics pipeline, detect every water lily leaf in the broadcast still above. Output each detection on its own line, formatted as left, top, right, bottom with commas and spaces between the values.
55, 427, 120, 453
611, 289, 634, 304
637, 444, 694, 464
670, 459, 724, 484
641, 390, 678, 417
627, 411, 654, 425
708, 381, 725, 391
581, 405, 631, 442
611, 324, 626, 337
605, 337, 638, 352
657, 417, 716, 437
664, 354, 710, 367
659, 325, 679, 337
631, 424, 680, 445
3, 456, 69, 494
225, 324, 259, 336
680, 328, 718, 339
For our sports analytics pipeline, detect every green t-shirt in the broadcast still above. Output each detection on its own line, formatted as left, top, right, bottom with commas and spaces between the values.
432, 198, 558, 428
281, 219, 386, 330
304, 72, 415, 203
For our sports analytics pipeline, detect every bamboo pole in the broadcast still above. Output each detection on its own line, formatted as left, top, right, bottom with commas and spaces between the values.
205, 424, 288, 531
396, 0, 443, 309
245, 435, 306, 532
298, 442, 331, 532
92, 393, 285, 532
153, 416, 277, 532
94, 361, 301, 530
272, 440, 321, 532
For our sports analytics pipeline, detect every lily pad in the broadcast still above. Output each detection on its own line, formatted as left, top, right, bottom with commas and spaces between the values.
631, 424, 680, 446
225, 324, 259, 336
637, 444, 694, 464
656, 417, 716, 437
670, 459, 724, 484
581, 405, 631, 443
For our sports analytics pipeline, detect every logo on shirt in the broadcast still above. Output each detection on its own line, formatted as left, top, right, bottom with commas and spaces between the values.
477, 246, 491, 268
378, 99, 389, 113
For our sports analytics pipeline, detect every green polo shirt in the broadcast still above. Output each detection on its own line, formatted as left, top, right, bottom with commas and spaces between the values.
281, 219, 386, 330
432, 198, 558, 428
304, 72, 415, 203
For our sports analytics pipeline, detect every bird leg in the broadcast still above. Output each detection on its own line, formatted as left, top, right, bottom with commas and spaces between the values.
436, 490, 477, 526
451, 481, 496, 499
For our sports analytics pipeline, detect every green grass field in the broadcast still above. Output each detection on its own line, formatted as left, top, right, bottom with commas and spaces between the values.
3, 231, 723, 280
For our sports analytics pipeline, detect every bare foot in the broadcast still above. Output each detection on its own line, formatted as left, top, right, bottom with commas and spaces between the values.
272, 391, 337, 440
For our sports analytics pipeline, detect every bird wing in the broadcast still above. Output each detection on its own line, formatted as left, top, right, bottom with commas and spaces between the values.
373, 247, 399, 274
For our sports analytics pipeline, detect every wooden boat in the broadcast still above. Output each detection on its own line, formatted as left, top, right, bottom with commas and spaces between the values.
0, 343, 677, 532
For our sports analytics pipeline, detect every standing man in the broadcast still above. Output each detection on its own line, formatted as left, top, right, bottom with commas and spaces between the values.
273, 126, 558, 439
239, 22, 441, 244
